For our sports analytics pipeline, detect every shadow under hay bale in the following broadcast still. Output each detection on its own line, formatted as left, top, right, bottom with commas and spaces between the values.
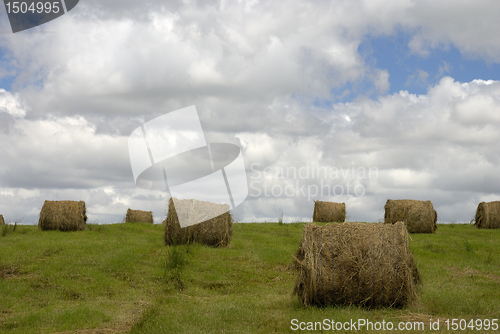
475, 201, 500, 229
312, 200, 345, 223
384, 199, 437, 233
38, 200, 87, 231
164, 198, 232, 247
293, 222, 420, 308
0, 215, 4, 226
126, 209, 153, 224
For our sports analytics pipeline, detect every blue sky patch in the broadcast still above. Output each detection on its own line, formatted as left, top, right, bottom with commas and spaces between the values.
359, 30, 500, 96
0, 48, 15, 91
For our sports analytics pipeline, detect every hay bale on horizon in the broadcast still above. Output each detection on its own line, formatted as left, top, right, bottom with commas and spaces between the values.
384, 199, 437, 233
126, 208, 153, 224
312, 200, 345, 223
293, 222, 419, 308
38, 200, 87, 231
164, 198, 232, 247
475, 201, 500, 229
0, 215, 5, 226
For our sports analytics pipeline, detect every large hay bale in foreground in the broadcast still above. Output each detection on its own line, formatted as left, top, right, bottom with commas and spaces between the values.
38, 200, 87, 231
126, 208, 153, 224
293, 222, 419, 308
312, 200, 345, 223
164, 198, 232, 247
0, 215, 5, 226
384, 199, 437, 233
475, 201, 500, 229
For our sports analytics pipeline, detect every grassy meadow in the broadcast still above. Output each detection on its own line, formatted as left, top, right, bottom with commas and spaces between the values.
1, 222, 499, 333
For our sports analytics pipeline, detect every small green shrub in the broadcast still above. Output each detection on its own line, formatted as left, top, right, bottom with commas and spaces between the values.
164, 245, 190, 290
277, 209, 284, 225
1, 223, 16, 237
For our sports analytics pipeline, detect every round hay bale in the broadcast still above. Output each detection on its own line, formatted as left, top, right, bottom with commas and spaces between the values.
38, 200, 87, 231
384, 199, 437, 233
0, 215, 5, 226
474, 201, 500, 229
312, 200, 345, 223
126, 208, 153, 224
164, 198, 232, 247
293, 222, 419, 308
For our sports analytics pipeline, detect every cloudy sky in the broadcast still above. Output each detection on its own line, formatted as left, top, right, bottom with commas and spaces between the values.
1, 0, 500, 224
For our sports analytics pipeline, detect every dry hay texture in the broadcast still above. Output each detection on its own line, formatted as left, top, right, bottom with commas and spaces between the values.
38, 200, 87, 231
0, 215, 4, 226
384, 199, 437, 233
475, 201, 500, 229
293, 222, 420, 308
126, 208, 153, 224
312, 200, 345, 223
164, 198, 232, 247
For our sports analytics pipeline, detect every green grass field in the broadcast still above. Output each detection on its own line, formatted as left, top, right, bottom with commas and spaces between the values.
1, 222, 499, 333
